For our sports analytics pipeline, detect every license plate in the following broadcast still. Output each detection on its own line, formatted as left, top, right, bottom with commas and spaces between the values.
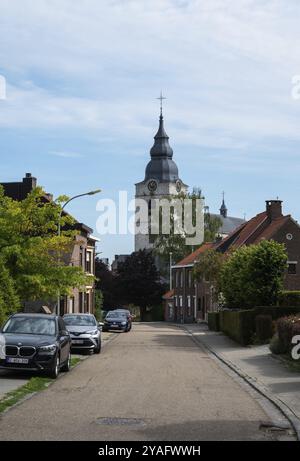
72, 340, 84, 344
7, 357, 29, 364
110, 325, 119, 328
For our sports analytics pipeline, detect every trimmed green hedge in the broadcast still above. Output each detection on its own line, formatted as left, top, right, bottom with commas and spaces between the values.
219, 310, 255, 345
208, 312, 220, 331
218, 305, 300, 346
254, 306, 300, 319
278, 291, 300, 307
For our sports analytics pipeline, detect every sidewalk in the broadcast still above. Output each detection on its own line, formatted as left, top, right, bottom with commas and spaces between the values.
182, 323, 300, 437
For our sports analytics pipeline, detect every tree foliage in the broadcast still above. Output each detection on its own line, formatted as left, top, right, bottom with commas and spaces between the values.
153, 188, 222, 266
116, 250, 165, 320
193, 248, 225, 295
0, 185, 92, 311
95, 258, 120, 310
220, 240, 288, 308
0, 259, 20, 325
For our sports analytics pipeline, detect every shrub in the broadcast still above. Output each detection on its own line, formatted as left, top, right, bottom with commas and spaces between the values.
255, 315, 273, 341
278, 291, 300, 307
208, 312, 220, 331
277, 316, 300, 353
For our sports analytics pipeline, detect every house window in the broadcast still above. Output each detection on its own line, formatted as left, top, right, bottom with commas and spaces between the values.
86, 250, 93, 273
179, 296, 183, 307
188, 270, 192, 288
187, 296, 191, 308
180, 271, 183, 288
288, 262, 297, 275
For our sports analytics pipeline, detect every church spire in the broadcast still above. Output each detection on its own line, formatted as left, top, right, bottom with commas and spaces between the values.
144, 94, 178, 181
220, 191, 228, 218
150, 94, 173, 159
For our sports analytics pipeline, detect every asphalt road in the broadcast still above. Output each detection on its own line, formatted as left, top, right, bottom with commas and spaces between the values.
0, 323, 278, 441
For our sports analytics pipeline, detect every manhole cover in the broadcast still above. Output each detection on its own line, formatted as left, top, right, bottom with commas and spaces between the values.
95, 417, 146, 427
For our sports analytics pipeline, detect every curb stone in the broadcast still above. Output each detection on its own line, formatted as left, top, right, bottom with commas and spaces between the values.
179, 324, 300, 441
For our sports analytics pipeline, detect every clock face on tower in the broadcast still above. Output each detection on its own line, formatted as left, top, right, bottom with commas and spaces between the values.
148, 179, 158, 192
176, 180, 182, 193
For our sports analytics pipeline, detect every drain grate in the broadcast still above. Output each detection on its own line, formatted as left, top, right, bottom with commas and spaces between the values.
95, 417, 146, 427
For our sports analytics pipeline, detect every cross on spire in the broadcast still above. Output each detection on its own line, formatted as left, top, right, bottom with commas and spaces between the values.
157, 91, 166, 116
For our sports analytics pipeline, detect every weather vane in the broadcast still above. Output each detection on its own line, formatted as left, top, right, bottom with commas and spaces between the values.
157, 91, 166, 116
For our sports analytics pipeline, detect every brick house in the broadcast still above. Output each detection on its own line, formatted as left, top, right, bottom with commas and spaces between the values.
1, 173, 97, 315
169, 242, 214, 323
167, 200, 300, 323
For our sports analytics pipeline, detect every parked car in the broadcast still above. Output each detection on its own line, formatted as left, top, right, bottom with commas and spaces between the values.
0, 313, 71, 379
103, 311, 131, 332
63, 314, 101, 354
114, 309, 133, 330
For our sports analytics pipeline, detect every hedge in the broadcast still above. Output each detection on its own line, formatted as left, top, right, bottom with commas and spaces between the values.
219, 310, 255, 345
216, 305, 300, 346
255, 315, 273, 341
278, 291, 300, 307
208, 312, 220, 331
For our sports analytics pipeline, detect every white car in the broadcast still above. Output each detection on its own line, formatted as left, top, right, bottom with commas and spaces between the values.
63, 314, 101, 354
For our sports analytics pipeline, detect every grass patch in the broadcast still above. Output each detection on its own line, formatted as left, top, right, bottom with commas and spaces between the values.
70, 357, 81, 367
0, 376, 52, 414
0, 356, 83, 414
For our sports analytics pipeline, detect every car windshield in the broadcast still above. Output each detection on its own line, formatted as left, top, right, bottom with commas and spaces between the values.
106, 312, 126, 319
63, 315, 96, 326
3, 317, 56, 336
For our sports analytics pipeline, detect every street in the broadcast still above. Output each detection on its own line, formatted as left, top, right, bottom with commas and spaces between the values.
0, 323, 282, 441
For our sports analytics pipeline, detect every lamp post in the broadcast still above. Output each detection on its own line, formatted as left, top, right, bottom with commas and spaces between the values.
56, 189, 101, 315
169, 251, 173, 290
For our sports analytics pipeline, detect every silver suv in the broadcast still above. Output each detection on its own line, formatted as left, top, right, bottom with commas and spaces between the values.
63, 314, 101, 354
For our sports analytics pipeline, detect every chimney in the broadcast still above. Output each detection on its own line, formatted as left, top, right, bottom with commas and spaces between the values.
22, 173, 37, 190
266, 200, 282, 220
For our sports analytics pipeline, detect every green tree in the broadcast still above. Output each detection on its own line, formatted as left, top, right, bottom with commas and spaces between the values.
0, 185, 92, 304
204, 213, 222, 242
0, 259, 20, 325
154, 188, 221, 266
116, 250, 165, 321
193, 248, 225, 297
220, 240, 288, 308
94, 289, 104, 321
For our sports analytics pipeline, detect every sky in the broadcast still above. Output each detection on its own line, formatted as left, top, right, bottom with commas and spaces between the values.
1, 0, 300, 262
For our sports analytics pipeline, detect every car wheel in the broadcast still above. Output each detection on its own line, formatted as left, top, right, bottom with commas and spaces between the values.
61, 351, 71, 372
48, 354, 60, 379
94, 341, 101, 354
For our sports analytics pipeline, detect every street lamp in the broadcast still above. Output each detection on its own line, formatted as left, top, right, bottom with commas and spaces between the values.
56, 189, 101, 315
169, 251, 173, 290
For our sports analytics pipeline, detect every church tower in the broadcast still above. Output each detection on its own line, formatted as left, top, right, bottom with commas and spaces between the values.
135, 98, 188, 252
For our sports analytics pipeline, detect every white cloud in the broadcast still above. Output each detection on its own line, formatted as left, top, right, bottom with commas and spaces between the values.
49, 151, 83, 158
0, 0, 300, 153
